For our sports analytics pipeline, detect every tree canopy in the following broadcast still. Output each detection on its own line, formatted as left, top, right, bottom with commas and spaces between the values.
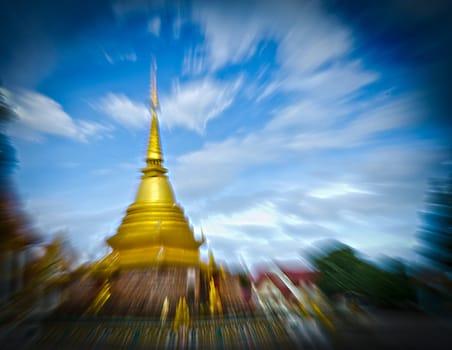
312, 244, 416, 307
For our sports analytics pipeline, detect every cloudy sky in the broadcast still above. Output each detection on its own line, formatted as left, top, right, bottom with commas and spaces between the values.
1, 0, 451, 268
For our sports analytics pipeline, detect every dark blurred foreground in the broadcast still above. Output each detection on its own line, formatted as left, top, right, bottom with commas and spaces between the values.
332, 310, 452, 350
2, 305, 452, 349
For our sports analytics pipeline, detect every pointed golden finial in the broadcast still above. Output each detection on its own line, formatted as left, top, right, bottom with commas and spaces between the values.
200, 226, 206, 245
160, 296, 169, 324
145, 58, 165, 171
150, 57, 159, 112
209, 249, 217, 271
209, 277, 222, 316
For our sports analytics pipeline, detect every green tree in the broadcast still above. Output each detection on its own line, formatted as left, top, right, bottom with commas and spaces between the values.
312, 243, 415, 307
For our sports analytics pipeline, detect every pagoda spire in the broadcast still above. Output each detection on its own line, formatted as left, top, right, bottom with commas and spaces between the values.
106, 59, 204, 269
145, 60, 165, 172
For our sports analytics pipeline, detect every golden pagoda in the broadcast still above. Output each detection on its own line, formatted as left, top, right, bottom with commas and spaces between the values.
70, 65, 207, 317
57, 65, 251, 318
106, 66, 204, 268
24, 66, 306, 350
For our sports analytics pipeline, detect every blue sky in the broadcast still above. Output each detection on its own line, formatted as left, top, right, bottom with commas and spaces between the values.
1, 0, 451, 268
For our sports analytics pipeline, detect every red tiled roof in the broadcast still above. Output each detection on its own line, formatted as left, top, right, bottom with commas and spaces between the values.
253, 267, 318, 299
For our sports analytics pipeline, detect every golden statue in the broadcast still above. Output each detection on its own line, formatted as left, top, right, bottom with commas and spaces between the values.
84, 279, 111, 315
209, 277, 222, 316
173, 296, 190, 330
160, 296, 169, 324
208, 248, 217, 278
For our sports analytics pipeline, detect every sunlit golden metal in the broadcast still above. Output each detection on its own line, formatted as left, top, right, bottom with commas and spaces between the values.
85, 279, 111, 315
160, 296, 169, 324
209, 277, 222, 316
106, 65, 204, 268
208, 249, 216, 277
173, 296, 190, 330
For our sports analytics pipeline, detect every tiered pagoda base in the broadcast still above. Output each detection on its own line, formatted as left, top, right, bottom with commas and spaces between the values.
58, 266, 206, 318
101, 267, 202, 317
58, 266, 252, 318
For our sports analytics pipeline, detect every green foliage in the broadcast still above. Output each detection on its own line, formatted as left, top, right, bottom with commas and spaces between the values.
313, 245, 416, 306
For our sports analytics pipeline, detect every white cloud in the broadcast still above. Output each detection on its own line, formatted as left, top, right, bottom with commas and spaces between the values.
103, 51, 114, 64
308, 183, 374, 199
185, 0, 353, 76
282, 61, 379, 100
286, 95, 422, 151
256, 81, 281, 102
172, 130, 284, 198
95, 93, 150, 129
265, 99, 349, 132
256, 61, 378, 106
181, 138, 447, 265
161, 76, 242, 133
184, 0, 379, 128
200, 203, 298, 264
173, 90, 422, 200
95, 76, 242, 133
102, 49, 137, 64
173, 8, 183, 39
275, 1, 352, 74
3, 88, 109, 142
182, 46, 206, 76
168, 86, 446, 266
148, 16, 161, 36
95, 77, 242, 133
188, 1, 270, 73
121, 52, 137, 62
207, 203, 279, 232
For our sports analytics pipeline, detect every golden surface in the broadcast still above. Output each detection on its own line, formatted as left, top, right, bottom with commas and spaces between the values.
209, 277, 223, 316
160, 296, 169, 323
173, 296, 190, 330
106, 69, 204, 268
146, 113, 163, 165
85, 279, 111, 315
